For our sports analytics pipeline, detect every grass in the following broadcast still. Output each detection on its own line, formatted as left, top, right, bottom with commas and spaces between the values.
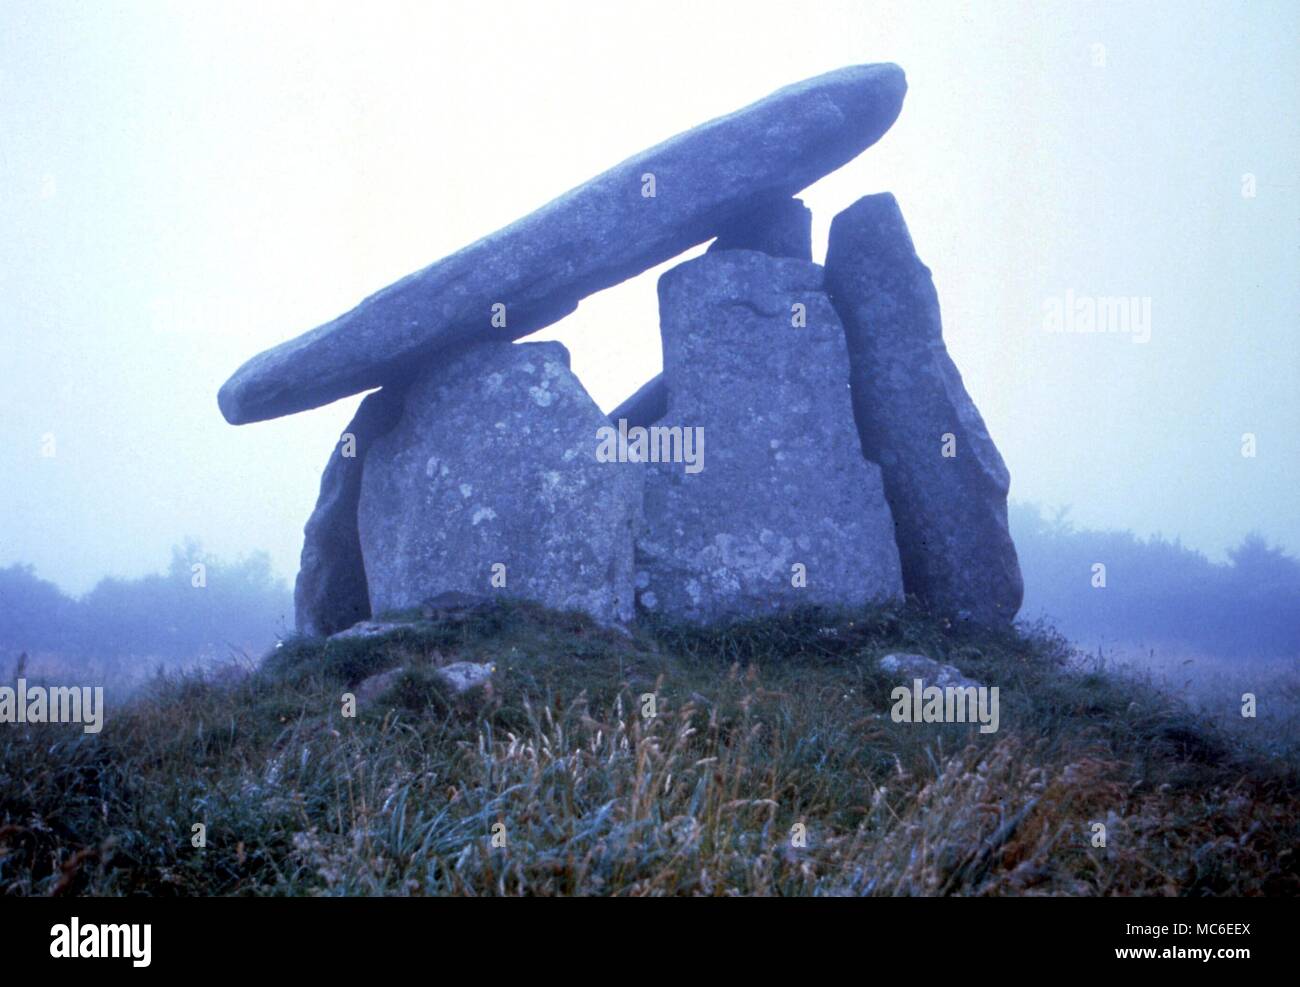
1, 599, 1296, 896
1096, 641, 1300, 766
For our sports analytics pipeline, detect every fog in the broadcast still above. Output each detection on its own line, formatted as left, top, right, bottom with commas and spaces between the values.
1, 1, 1296, 663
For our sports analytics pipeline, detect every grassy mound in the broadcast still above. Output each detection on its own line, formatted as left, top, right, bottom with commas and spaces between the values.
2, 600, 1296, 896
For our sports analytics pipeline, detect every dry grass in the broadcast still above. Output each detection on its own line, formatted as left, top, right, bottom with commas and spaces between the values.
1, 601, 1296, 896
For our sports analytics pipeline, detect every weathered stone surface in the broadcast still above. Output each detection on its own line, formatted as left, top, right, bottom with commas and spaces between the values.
708, 196, 812, 260
353, 660, 495, 706
293, 387, 405, 637
218, 64, 907, 424
437, 660, 496, 696
357, 341, 642, 624
609, 374, 668, 430
825, 193, 1023, 626
636, 250, 903, 622
329, 619, 407, 642
878, 652, 982, 690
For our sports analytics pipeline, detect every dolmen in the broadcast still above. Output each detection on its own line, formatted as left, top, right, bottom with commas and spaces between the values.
218, 62, 1023, 634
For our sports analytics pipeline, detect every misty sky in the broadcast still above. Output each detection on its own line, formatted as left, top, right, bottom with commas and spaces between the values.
1, 0, 1297, 595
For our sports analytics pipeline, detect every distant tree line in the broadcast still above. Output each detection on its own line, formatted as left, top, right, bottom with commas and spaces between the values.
2, 515, 1295, 672
1011, 502, 1300, 658
0, 542, 291, 672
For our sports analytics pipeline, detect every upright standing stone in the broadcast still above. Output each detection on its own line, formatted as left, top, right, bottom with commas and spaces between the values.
217, 64, 907, 424
294, 387, 405, 637
357, 342, 642, 625
612, 196, 812, 440
636, 250, 903, 622
708, 196, 813, 260
824, 193, 1022, 625
609, 374, 668, 430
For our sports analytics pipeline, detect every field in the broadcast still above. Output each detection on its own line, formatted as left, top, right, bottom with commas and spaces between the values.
1, 601, 1296, 896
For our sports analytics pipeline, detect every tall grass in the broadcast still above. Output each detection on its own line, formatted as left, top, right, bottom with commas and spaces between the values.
1, 600, 1296, 896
